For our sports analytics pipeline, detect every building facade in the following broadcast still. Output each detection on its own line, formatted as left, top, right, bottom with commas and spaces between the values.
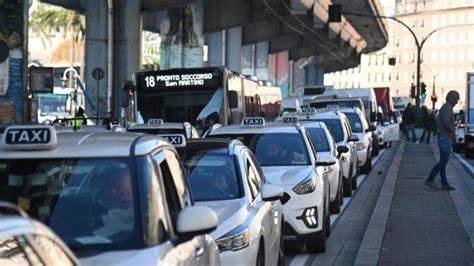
326, 0, 474, 110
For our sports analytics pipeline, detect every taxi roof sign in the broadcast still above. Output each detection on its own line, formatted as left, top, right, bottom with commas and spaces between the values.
2, 125, 57, 150
241, 117, 266, 126
159, 134, 186, 148
148, 119, 164, 126
282, 116, 298, 123
300, 107, 316, 114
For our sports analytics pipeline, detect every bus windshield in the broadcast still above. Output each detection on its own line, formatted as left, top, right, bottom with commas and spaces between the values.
137, 88, 224, 133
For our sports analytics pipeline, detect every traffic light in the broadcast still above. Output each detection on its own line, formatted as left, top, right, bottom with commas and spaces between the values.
410, 83, 416, 98
421, 82, 427, 99
431, 94, 437, 103
388, 57, 396, 66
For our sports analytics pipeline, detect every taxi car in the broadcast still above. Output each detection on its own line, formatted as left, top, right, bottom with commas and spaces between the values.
0, 202, 79, 266
178, 139, 284, 265
302, 122, 348, 214
209, 117, 333, 253
127, 118, 199, 138
340, 107, 375, 174
0, 125, 220, 265
285, 108, 359, 197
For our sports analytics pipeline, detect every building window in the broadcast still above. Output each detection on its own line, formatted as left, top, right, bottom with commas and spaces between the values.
375, 73, 378, 82
368, 73, 371, 83
412, 71, 415, 81
396, 72, 399, 81
388, 73, 392, 82
382, 73, 384, 82
411, 53, 416, 63
412, 19, 417, 28
396, 38, 400, 47
421, 18, 424, 27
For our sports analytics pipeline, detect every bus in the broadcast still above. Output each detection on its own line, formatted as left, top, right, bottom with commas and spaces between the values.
135, 67, 281, 134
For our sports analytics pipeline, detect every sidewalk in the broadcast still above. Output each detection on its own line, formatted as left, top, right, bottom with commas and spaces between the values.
378, 143, 474, 265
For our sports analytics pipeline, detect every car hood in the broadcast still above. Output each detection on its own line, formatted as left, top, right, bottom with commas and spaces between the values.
262, 165, 314, 186
196, 198, 248, 240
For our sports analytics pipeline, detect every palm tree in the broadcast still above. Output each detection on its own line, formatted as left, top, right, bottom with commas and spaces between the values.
29, 3, 86, 85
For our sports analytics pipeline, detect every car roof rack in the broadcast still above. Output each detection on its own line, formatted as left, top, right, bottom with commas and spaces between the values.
0, 202, 28, 217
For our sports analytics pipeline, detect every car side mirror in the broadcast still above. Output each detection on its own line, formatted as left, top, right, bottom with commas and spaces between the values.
348, 135, 359, 142
261, 184, 284, 202
315, 157, 337, 167
336, 145, 349, 158
176, 206, 218, 241
367, 125, 376, 132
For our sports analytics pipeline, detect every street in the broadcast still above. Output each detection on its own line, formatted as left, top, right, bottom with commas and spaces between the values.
285, 140, 474, 265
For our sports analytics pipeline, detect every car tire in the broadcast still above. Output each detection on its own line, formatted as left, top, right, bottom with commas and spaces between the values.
330, 185, 342, 214
324, 203, 331, 238
256, 240, 265, 266
306, 211, 327, 253
277, 224, 285, 266
453, 144, 463, 153
360, 153, 372, 174
343, 168, 353, 197
372, 139, 379, 156
352, 174, 358, 190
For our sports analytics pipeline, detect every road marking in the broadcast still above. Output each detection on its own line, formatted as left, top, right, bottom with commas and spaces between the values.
454, 153, 474, 175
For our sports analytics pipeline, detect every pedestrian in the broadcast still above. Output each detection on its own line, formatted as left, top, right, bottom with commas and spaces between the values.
425, 90, 460, 191
419, 106, 434, 143
72, 107, 87, 129
403, 103, 417, 143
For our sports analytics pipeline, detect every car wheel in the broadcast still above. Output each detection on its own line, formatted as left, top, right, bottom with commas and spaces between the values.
330, 185, 341, 214
360, 153, 372, 174
256, 240, 265, 266
277, 224, 285, 266
343, 168, 353, 197
324, 203, 331, 238
372, 139, 379, 156
306, 215, 326, 253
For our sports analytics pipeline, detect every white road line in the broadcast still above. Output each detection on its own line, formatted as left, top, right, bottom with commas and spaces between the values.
454, 153, 474, 174
289, 254, 310, 266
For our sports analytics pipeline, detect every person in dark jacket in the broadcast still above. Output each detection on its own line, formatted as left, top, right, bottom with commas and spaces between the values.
403, 103, 417, 143
419, 106, 434, 143
425, 90, 459, 191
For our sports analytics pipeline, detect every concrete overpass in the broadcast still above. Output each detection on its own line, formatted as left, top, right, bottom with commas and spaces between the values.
41, 0, 388, 116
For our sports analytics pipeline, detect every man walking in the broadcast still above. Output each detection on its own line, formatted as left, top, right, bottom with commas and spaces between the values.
425, 90, 460, 191
419, 105, 434, 143
403, 103, 417, 143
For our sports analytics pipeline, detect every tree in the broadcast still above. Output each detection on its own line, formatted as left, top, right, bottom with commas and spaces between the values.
29, 3, 85, 84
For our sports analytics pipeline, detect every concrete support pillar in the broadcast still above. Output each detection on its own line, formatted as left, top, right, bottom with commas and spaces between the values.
226, 26, 242, 73
85, 0, 108, 118
256, 41, 269, 81
160, 0, 204, 69
242, 44, 255, 76
268, 51, 289, 97
206, 31, 225, 66
305, 64, 325, 86
113, 0, 141, 116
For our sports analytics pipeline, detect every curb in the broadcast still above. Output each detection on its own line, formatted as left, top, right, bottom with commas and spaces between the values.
354, 142, 405, 265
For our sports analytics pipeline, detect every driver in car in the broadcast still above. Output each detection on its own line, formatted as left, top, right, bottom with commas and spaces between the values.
265, 142, 305, 164
93, 167, 134, 239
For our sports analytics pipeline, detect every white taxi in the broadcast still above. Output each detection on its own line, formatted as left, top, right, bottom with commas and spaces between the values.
209, 117, 333, 253
302, 122, 348, 214
0, 125, 220, 265
286, 108, 359, 197
178, 139, 284, 265
0, 202, 79, 265
127, 118, 199, 138
340, 107, 375, 174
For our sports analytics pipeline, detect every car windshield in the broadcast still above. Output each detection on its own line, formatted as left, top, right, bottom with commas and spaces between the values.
306, 128, 330, 152
344, 113, 363, 133
213, 133, 310, 166
181, 151, 242, 201
0, 158, 141, 251
127, 128, 184, 135
313, 119, 344, 143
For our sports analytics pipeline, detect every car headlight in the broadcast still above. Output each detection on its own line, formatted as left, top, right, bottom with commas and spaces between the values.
292, 175, 316, 194
356, 142, 367, 151
216, 229, 250, 252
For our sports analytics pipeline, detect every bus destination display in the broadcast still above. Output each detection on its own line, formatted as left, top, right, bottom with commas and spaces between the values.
137, 68, 222, 90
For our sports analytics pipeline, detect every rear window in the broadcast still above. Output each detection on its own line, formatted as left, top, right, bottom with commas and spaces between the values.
213, 133, 311, 167
306, 128, 330, 152
314, 119, 344, 143
181, 152, 242, 201
343, 112, 363, 133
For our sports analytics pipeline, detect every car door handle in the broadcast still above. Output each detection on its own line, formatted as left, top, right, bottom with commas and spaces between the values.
194, 246, 205, 257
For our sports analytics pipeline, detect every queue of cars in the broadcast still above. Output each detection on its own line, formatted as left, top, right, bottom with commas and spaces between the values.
0, 98, 386, 265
